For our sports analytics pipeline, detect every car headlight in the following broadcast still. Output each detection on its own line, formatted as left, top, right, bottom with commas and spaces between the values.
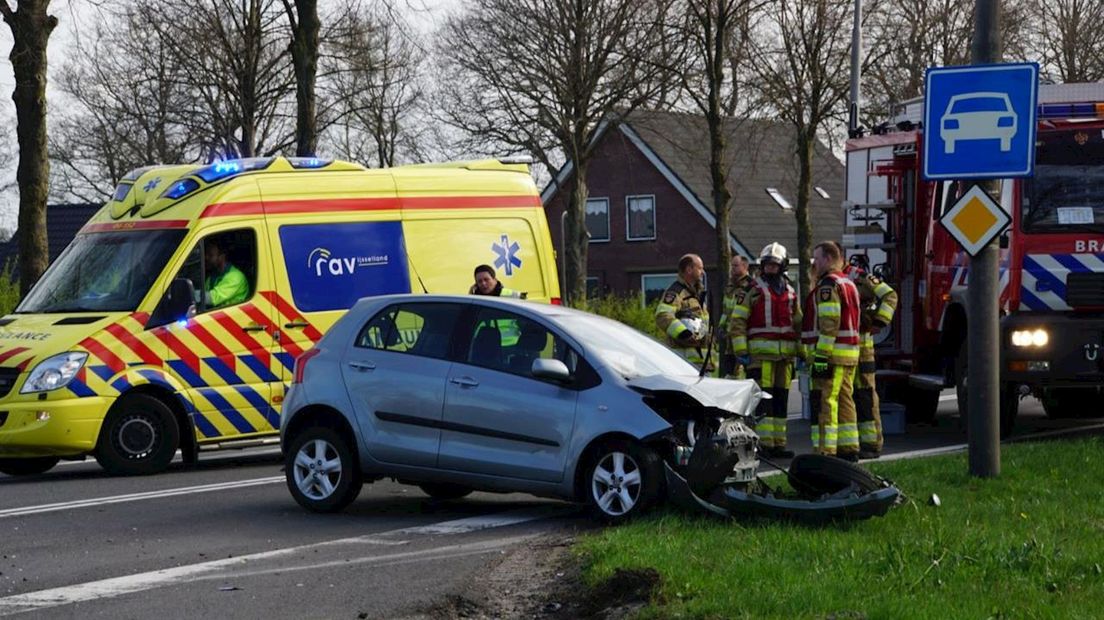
20, 352, 89, 394
1010, 329, 1048, 348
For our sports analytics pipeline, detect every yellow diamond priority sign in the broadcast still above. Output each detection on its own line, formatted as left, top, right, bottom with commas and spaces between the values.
939, 184, 1010, 256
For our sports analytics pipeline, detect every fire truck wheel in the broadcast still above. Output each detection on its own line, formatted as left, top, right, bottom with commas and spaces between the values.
95, 393, 180, 476
0, 457, 60, 476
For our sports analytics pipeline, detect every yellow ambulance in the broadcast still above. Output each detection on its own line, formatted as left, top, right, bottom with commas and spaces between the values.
0, 156, 560, 476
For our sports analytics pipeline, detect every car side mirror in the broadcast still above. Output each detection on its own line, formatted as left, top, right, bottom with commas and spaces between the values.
531, 358, 571, 382
149, 278, 196, 327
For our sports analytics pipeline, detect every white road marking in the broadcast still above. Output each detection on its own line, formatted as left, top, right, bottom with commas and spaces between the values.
0, 476, 284, 519
0, 507, 563, 616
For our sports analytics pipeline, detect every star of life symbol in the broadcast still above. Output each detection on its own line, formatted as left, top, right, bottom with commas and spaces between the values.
143, 177, 161, 192
492, 234, 522, 276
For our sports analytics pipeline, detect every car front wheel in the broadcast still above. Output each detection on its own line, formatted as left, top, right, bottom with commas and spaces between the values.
585, 439, 662, 524
286, 427, 362, 513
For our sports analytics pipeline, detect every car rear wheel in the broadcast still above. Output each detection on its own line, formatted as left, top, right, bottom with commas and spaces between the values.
95, 393, 180, 476
585, 439, 661, 524
418, 482, 473, 501
0, 457, 60, 476
286, 427, 362, 513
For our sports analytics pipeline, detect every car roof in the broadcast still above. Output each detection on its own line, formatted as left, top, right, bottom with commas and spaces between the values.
352, 294, 585, 319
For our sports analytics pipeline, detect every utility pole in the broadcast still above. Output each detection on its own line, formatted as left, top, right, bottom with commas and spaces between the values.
848, 0, 862, 137
968, 0, 1001, 477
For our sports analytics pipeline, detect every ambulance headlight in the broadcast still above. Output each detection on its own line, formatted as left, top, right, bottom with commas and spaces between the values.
1011, 329, 1049, 348
21, 352, 89, 393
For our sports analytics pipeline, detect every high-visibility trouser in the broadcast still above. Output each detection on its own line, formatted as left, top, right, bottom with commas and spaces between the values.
810, 364, 859, 456
747, 359, 793, 448
853, 332, 882, 453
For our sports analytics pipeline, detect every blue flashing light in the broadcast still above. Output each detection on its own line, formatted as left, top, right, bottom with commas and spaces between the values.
112, 183, 133, 202
1038, 102, 1104, 119
162, 178, 200, 200
175, 319, 189, 329
288, 157, 332, 169
196, 157, 275, 183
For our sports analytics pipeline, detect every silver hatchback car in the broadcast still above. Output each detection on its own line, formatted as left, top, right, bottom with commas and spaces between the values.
279, 294, 764, 522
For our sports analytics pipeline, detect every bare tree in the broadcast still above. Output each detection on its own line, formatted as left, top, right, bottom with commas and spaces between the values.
748, 0, 851, 296
283, 0, 321, 156
676, 0, 760, 291
137, 0, 297, 160
1, 0, 57, 294
51, 6, 195, 202
324, 3, 424, 167
437, 0, 680, 304
863, 0, 1031, 124
1025, 0, 1104, 83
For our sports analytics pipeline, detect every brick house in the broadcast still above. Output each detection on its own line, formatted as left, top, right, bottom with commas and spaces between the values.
0, 203, 101, 276
542, 110, 845, 303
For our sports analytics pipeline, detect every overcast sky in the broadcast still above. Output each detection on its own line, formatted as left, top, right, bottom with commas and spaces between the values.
0, 0, 455, 232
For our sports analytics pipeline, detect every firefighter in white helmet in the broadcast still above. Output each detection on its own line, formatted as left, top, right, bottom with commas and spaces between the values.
728, 242, 801, 458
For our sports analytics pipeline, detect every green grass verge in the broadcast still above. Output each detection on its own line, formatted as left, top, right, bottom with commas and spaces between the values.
576, 437, 1104, 619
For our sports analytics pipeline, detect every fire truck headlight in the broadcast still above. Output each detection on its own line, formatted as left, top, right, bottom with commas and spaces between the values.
1011, 329, 1049, 348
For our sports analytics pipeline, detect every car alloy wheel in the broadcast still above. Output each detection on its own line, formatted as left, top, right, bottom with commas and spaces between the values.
293, 438, 344, 501
591, 451, 643, 517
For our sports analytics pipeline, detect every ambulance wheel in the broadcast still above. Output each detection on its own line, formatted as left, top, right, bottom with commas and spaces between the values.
286, 427, 362, 513
584, 439, 662, 524
95, 393, 180, 476
0, 457, 59, 476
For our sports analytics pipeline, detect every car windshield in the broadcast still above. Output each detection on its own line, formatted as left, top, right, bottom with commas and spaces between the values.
555, 313, 698, 379
1022, 128, 1104, 234
950, 96, 1008, 114
17, 229, 186, 313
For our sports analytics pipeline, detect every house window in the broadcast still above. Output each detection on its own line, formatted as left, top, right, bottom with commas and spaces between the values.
765, 187, 793, 210
626, 195, 656, 241
585, 198, 610, 242
586, 276, 601, 298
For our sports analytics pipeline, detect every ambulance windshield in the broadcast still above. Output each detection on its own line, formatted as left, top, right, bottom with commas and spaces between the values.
17, 229, 186, 313
1022, 128, 1104, 233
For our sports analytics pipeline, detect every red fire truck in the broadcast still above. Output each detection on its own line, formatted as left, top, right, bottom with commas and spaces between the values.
843, 83, 1104, 434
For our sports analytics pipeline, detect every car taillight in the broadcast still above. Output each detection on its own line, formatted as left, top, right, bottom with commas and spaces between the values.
550, 297, 562, 305
293, 348, 321, 384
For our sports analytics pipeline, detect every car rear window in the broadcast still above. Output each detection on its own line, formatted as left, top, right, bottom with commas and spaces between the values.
355, 303, 463, 360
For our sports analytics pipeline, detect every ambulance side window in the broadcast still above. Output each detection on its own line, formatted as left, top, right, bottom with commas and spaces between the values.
175, 229, 259, 315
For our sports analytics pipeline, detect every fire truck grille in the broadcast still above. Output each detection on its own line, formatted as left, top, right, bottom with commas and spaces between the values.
1066, 272, 1104, 308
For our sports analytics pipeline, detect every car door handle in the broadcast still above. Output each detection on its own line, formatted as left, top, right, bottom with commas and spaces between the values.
284, 321, 311, 329
449, 376, 479, 388
242, 324, 267, 332
348, 361, 376, 372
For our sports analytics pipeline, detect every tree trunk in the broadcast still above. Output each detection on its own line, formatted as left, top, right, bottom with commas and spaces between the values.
707, 1, 732, 303
794, 132, 815, 298
564, 165, 590, 306
4, 2, 57, 296
289, 0, 319, 157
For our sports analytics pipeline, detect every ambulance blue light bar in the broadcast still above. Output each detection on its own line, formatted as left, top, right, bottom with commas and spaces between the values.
162, 179, 200, 200
287, 157, 332, 169
196, 157, 275, 182
1037, 102, 1104, 119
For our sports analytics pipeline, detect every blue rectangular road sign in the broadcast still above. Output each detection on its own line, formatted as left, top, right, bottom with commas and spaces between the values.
923, 63, 1039, 180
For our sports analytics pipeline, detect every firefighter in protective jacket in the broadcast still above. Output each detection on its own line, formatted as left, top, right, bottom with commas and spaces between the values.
840, 251, 898, 458
728, 243, 801, 458
801, 242, 862, 461
655, 254, 710, 366
718, 254, 753, 378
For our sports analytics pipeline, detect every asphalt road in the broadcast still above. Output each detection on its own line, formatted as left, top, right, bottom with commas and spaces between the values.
1, 388, 1100, 619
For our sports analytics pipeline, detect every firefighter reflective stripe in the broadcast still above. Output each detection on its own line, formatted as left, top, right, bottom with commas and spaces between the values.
665, 316, 689, 340
730, 335, 748, 352
811, 365, 857, 455
753, 359, 793, 448
873, 280, 896, 324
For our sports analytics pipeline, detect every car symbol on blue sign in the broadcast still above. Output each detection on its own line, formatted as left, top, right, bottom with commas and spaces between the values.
923, 63, 1039, 180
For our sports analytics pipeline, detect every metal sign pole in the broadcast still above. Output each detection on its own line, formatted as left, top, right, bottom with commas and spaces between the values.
849, 0, 862, 137
968, 0, 1001, 477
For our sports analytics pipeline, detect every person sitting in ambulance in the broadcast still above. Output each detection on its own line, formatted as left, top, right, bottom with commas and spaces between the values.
204, 237, 249, 309
469, 264, 524, 298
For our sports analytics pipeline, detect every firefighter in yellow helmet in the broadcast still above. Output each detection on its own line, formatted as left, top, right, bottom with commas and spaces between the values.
655, 253, 710, 367
837, 246, 898, 459
719, 254, 754, 378
729, 243, 801, 458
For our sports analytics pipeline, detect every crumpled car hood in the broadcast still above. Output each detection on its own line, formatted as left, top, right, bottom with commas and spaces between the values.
626, 375, 763, 418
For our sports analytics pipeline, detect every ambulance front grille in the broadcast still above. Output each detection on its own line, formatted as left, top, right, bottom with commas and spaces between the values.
0, 368, 19, 399
1066, 272, 1104, 308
